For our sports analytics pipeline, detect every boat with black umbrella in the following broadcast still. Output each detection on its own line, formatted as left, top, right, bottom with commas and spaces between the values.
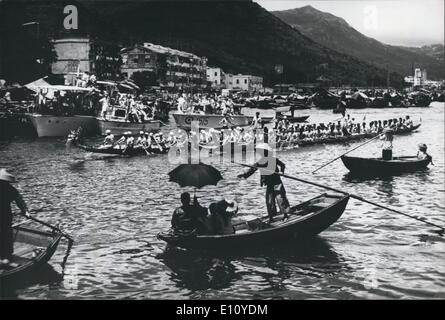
157, 162, 350, 250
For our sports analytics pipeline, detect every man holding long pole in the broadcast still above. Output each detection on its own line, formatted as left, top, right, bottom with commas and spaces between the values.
238, 143, 290, 222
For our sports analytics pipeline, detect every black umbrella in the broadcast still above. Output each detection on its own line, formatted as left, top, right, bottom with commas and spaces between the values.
168, 163, 223, 189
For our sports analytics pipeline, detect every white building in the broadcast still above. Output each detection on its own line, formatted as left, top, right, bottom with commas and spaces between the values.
51, 38, 92, 85
413, 68, 427, 86
206, 67, 225, 88
225, 73, 263, 92
120, 42, 208, 88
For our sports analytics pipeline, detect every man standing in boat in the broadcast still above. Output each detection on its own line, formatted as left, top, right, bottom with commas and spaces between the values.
380, 128, 394, 160
0, 169, 30, 268
238, 143, 290, 222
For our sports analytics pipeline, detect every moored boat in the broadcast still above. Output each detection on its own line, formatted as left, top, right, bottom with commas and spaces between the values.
172, 112, 253, 129
341, 155, 431, 176
157, 193, 349, 250
27, 113, 99, 137
0, 224, 62, 283
278, 115, 310, 123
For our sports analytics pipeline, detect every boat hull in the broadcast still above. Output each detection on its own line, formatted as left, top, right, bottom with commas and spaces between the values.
26, 114, 99, 137
97, 119, 162, 136
341, 155, 431, 176
172, 112, 254, 129
158, 194, 349, 250
0, 226, 62, 283
77, 143, 168, 155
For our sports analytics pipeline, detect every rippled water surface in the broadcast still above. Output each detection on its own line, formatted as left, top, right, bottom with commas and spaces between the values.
1, 103, 444, 299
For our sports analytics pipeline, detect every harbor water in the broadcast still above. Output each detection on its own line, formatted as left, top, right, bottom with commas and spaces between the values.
1, 103, 444, 299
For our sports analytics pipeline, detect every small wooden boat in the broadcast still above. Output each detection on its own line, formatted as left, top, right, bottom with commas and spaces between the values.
341, 155, 431, 176
277, 115, 310, 123
77, 143, 169, 156
0, 225, 62, 283
157, 193, 349, 250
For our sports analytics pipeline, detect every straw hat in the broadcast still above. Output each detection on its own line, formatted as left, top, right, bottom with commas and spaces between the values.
255, 143, 273, 152
105, 129, 111, 134
0, 168, 16, 183
225, 198, 238, 214
418, 143, 427, 150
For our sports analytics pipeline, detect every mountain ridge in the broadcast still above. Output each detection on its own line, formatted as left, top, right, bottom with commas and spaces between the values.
272, 5, 444, 80
1, 0, 404, 86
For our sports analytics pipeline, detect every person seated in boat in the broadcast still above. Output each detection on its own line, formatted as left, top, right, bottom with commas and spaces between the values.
115, 132, 128, 149
207, 199, 238, 235
125, 132, 135, 150
154, 132, 167, 150
142, 132, 151, 147
171, 192, 195, 233
135, 131, 145, 147
397, 117, 404, 130
405, 115, 413, 127
377, 120, 383, 133
362, 122, 367, 134
190, 195, 209, 235
101, 130, 115, 148
0, 169, 30, 269
417, 143, 432, 162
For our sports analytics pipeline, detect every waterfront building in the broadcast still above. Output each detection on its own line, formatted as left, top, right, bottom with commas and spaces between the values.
120, 43, 208, 89
206, 67, 225, 88
225, 73, 263, 92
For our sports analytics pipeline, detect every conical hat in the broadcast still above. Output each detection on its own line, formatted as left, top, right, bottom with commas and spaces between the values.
255, 143, 273, 152
0, 168, 16, 183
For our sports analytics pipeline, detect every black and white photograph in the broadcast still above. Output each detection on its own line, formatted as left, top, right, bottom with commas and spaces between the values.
0, 0, 444, 302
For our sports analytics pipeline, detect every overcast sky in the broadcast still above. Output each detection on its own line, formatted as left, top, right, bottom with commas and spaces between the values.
255, 0, 444, 47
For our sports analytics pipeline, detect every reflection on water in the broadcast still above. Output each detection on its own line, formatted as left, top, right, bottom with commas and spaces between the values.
0, 103, 444, 299
155, 237, 348, 298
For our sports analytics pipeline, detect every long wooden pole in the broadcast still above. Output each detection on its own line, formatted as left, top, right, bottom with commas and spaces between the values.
311, 133, 383, 173
236, 162, 444, 233
26, 211, 74, 242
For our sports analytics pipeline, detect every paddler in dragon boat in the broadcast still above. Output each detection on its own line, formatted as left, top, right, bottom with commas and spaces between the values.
100, 129, 115, 149
114, 131, 134, 150
238, 143, 290, 223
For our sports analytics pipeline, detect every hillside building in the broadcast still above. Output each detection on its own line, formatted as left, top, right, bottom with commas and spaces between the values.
225, 73, 263, 92
206, 67, 225, 88
120, 43, 208, 89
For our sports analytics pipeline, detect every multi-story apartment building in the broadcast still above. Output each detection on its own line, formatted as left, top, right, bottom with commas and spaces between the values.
206, 67, 225, 88
120, 43, 207, 88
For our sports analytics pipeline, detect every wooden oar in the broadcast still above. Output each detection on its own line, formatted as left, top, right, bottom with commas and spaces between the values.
26, 211, 74, 243
142, 145, 152, 156
311, 133, 384, 173
236, 162, 444, 233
